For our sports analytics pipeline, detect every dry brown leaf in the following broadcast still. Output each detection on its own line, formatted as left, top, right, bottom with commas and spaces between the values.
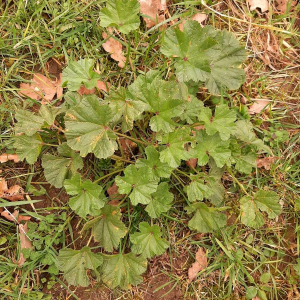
256, 157, 277, 170
77, 80, 109, 95
0, 178, 24, 201
276, 0, 297, 12
179, 13, 207, 31
188, 247, 208, 282
107, 182, 125, 205
18, 223, 33, 266
186, 158, 198, 169
247, 0, 269, 12
0, 153, 20, 163
1, 210, 31, 223
19, 73, 63, 103
56, 74, 63, 99
102, 32, 126, 68
119, 137, 137, 159
252, 297, 261, 300
139, 0, 165, 28
248, 99, 270, 114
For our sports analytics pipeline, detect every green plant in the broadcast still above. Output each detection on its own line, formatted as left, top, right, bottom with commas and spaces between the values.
6, 7, 283, 296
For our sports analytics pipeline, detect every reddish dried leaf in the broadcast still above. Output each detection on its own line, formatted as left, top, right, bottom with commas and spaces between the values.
248, 100, 270, 114
77, 80, 109, 95
0, 153, 20, 163
252, 297, 261, 300
102, 32, 126, 68
276, 0, 297, 12
56, 73, 63, 99
1, 210, 31, 223
107, 182, 125, 205
247, 0, 269, 12
186, 158, 198, 169
19, 73, 63, 103
0, 178, 24, 201
179, 13, 207, 31
188, 247, 208, 282
256, 157, 277, 170
17, 223, 33, 266
139, 0, 165, 28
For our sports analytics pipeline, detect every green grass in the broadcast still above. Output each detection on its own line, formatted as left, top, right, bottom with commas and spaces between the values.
1, 0, 300, 299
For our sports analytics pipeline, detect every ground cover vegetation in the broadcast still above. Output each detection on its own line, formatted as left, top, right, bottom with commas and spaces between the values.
0, 0, 299, 299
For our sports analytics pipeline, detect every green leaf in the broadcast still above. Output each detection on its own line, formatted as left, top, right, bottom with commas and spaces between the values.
64, 174, 106, 217
104, 87, 146, 132
115, 165, 158, 205
198, 104, 236, 140
234, 152, 256, 174
180, 95, 204, 124
101, 252, 147, 290
294, 259, 300, 276
130, 222, 169, 258
42, 143, 83, 188
83, 205, 127, 252
207, 177, 224, 206
15, 109, 44, 136
245, 286, 257, 299
186, 202, 227, 233
158, 127, 193, 168
136, 146, 173, 179
192, 130, 231, 167
61, 59, 101, 91
58, 247, 102, 287
14, 133, 43, 164
145, 182, 173, 218
65, 95, 118, 159
260, 272, 271, 283
161, 21, 246, 94
240, 190, 281, 228
99, 0, 140, 34
187, 174, 214, 202
82, 205, 127, 252
39, 105, 60, 126
129, 74, 184, 133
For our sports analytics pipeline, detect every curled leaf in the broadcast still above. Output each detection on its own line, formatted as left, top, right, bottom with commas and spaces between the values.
0, 153, 20, 163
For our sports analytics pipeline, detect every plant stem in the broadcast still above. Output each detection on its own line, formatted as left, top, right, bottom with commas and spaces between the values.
115, 132, 150, 146
226, 167, 250, 196
94, 168, 125, 184
111, 155, 133, 164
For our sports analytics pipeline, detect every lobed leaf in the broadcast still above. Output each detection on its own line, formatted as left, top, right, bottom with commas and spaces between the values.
101, 252, 147, 290
65, 95, 118, 159
130, 222, 169, 258
99, 0, 140, 34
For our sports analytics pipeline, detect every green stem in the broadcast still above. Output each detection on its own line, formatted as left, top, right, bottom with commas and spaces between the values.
42, 143, 59, 147
115, 132, 150, 146
94, 169, 124, 184
171, 171, 186, 188
175, 168, 191, 178
226, 167, 250, 196
111, 155, 133, 164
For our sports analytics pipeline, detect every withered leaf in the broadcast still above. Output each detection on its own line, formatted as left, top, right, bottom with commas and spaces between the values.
139, 0, 165, 28
179, 13, 207, 31
256, 157, 277, 170
1, 210, 31, 223
18, 223, 33, 266
247, 0, 269, 12
188, 247, 208, 282
0, 153, 20, 163
102, 32, 126, 68
0, 178, 24, 201
248, 100, 270, 114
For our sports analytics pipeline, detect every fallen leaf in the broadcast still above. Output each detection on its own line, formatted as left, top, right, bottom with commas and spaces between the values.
17, 223, 33, 266
77, 80, 109, 95
139, 0, 165, 28
102, 31, 126, 68
119, 137, 137, 159
247, 0, 269, 12
19, 73, 63, 103
56, 74, 63, 99
252, 297, 261, 300
248, 99, 270, 114
256, 157, 277, 170
1, 210, 31, 223
107, 182, 125, 205
188, 247, 208, 282
0, 178, 25, 201
276, 0, 297, 12
0, 153, 20, 163
179, 13, 207, 31
186, 158, 198, 169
